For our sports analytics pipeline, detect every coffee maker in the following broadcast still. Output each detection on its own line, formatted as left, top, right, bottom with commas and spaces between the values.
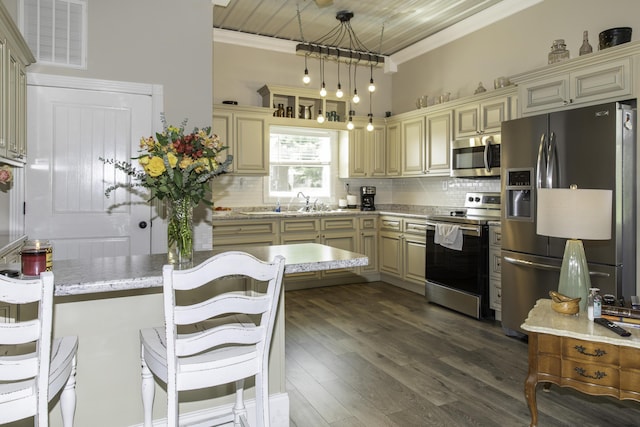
360, 186, 376, 211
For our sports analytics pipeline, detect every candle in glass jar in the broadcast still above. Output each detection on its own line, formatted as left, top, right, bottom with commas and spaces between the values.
21, 240, 53, 276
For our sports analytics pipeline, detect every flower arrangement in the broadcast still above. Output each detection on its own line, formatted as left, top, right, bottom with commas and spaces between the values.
101, 115, 231, 205
100, 115, 232, 266
0, 165, 12, 185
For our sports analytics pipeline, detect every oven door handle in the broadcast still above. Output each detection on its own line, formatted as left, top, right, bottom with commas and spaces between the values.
503, 256, 611, 278
425, 221, 481, 235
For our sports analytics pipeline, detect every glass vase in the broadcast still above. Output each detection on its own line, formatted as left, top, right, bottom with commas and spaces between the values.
167, 197, 194, 269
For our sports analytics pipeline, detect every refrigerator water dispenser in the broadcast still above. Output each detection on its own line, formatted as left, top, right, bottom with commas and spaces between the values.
506, 168, 534, 221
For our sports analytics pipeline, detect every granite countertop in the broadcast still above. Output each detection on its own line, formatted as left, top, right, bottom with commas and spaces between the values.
49, 243, 367, 297
212, 205, 449, 221
522, 299, 640, 348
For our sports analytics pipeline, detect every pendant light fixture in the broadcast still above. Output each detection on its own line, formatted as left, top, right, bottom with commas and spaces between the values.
366, 92, 374, 131
302, 54, 310, 85
296, 10, 385, 128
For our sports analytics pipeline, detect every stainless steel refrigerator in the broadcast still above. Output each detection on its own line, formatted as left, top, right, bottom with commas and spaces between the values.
500, 101, 637, 335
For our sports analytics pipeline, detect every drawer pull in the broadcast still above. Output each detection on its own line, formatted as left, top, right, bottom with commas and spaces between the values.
574, 345, 607, 357
574, 367, 607, 380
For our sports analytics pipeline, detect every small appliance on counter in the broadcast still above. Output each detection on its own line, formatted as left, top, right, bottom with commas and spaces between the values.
360, 186, 376, 211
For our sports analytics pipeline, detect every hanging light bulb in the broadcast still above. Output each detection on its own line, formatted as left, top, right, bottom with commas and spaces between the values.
368, 64, 376, 92
302, 54, 311, 85
320, 83, 327, 97
353, 89, 360, 104
346, 109, 355, 130
367, 114, 374, 131
317, 109, 325, 124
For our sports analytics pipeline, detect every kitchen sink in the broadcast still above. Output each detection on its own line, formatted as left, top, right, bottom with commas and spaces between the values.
239, 209, 349, 216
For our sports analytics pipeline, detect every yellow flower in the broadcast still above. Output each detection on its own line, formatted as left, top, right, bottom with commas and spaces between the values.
167, 152, 178, 168
138, 155, 150, 166
144, 156, 166, 177
179, 157, 193, 169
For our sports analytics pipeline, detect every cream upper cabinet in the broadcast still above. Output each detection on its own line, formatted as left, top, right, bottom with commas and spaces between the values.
213, 105, 269, 175
339, 117, 386, 178
425, 110, 452, 175
385, 118, 401, 177
453, 95, 511, 139
512, 43, 638, 116
0, 3, 35, 164
401, 116, 426, 176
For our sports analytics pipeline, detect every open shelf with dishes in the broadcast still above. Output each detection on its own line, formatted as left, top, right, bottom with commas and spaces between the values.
258, 84, 348, 124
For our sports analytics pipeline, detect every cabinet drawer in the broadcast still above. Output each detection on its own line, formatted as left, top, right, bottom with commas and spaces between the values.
538, 334, 561, 354
359, 217, 377, 230
213, 221, 276, 236
404, 220, 427, 236
489, 227, 501, 247
379, 217, 401, 232
561, 359, 619, 389
282, 219, 319, 233
322, 217, 356, 231
562, 338, 619, 365
620, 369, 640, 396
489, 250, 501, 274
621, 346, 640, 370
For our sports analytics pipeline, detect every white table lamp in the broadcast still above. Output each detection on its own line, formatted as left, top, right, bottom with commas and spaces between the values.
537, 186, 612, 312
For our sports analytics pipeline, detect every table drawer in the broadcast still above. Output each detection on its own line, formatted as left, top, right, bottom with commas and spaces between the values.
562, 359, 619, 389
562, 338, 619, 365
620, 369, 640, 395
538, 334, 561, 354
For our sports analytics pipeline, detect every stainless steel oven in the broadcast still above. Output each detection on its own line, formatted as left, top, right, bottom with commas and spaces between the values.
450, 134, 501, 178
425, 192, 500, 319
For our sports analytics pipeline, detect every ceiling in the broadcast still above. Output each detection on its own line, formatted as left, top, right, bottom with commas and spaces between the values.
212, 0, 506, 57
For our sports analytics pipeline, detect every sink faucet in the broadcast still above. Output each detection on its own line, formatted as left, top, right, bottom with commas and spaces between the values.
296, 192, 311, 211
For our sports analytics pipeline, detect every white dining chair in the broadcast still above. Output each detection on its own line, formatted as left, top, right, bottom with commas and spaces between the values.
0, 271, 78, 426
140, 251, 286, 427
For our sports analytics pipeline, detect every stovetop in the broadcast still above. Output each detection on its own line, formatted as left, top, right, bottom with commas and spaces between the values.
427, 192, 501, 225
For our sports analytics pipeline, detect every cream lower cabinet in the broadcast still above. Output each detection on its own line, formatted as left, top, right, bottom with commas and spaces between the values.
212, 219, 279, 249
280, 217, 358, 287
213, 104, 270, 175
358, 216, 378, 275
379, 215, 426, 292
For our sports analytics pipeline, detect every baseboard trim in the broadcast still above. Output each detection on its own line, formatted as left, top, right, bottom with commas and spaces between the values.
129, 392, 290, 427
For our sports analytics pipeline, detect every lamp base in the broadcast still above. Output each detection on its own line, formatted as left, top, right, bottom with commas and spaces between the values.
557, 239, 591, 313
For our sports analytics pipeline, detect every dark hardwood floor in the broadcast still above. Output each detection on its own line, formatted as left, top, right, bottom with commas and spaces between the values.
285, 282, 640, 427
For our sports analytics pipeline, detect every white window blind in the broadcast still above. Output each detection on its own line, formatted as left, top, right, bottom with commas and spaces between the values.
20, 0, 87, 69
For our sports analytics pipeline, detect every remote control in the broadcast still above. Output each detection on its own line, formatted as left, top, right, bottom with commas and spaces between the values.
594, 317, 632, 337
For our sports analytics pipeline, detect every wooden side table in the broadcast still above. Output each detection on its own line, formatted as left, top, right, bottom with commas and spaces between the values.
522, 299, 640, 427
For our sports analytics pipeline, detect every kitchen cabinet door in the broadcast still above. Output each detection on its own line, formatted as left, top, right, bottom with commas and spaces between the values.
358, 217, 378, 274
234, 112, 269, 175
425, 111, 452, 175
401, 116, 425, 176
340, 119, 386, 178
385, 120, 401, 176
0, 35, 6, 159
403, 235, 426, 285
454, 96, 510, 139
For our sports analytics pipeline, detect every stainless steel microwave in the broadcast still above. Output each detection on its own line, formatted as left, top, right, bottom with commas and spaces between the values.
450, 134, 501, 178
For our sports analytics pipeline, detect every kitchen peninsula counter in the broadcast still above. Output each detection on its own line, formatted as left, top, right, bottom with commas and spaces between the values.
51, 242, 368, 296
35, 243, 367, 427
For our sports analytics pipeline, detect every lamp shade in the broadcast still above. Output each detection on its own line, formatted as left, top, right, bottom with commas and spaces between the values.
537, 187, 612, 240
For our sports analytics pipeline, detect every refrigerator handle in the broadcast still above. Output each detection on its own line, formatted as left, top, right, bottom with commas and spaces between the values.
535, 133, 547, 188
547, 131, 557, 188
503, 256, 611, 277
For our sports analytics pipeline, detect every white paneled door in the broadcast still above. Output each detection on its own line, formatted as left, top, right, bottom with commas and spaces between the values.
26, 76, 162, 260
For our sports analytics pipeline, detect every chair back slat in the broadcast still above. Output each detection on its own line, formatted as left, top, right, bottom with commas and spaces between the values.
175, 324, 265, 357
0, 276, 46, 304
0, 320, 41, 344
0, 353, 39, 380
173, 294, 271, 325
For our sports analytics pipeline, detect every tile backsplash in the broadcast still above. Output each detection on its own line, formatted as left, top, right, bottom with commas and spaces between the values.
211, 175, 501, 210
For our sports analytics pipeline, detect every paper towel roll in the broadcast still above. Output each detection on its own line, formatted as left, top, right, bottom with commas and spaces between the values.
347, 194, 357, 207
338, 198, 347, 208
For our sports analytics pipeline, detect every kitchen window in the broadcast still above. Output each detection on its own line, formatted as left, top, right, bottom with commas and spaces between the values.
268, 126, 337, 201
